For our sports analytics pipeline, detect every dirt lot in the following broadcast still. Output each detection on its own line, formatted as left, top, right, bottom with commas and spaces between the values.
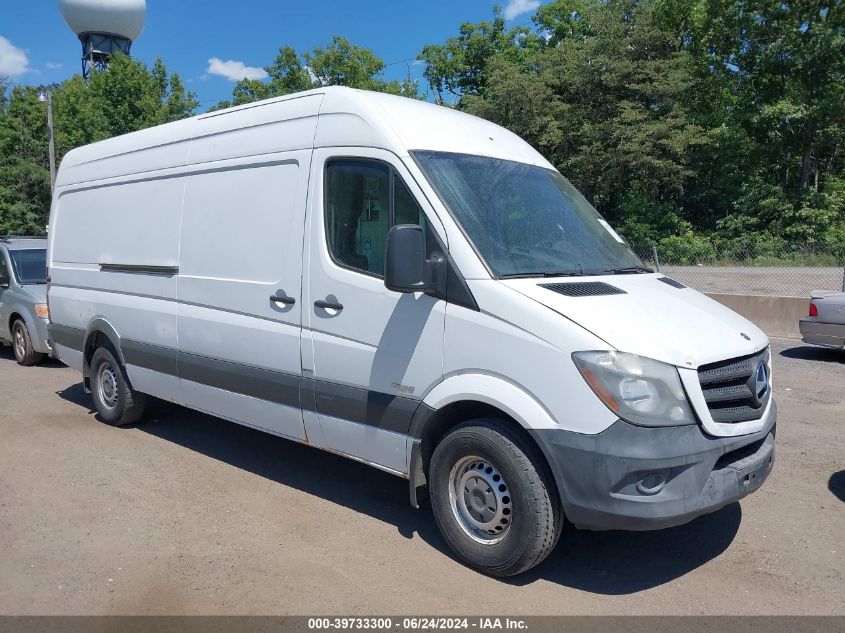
0, 338, 842, 615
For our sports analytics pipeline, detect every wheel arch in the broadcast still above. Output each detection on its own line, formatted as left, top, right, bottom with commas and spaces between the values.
8, 310, 26, 333
8, 305, 37, 335
82, 318, 126, 391
419, 373, 560, 432
408, 373, 561, 508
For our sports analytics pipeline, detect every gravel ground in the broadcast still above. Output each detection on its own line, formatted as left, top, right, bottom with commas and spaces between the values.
660, 266, 844, 297
0, 338, 842, 615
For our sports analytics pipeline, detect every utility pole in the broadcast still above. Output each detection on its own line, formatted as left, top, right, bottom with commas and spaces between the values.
46, 91, 56, 192
38, 90, 57, 192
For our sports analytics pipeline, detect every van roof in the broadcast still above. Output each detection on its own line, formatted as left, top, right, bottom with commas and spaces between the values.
56, 86, 553, 187
315, 87, 553, 169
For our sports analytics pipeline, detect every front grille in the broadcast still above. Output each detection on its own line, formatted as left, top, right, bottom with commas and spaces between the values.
697, 349, 770, 424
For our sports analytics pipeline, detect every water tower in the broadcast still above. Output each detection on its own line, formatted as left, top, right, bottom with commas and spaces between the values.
59, 0, 147, 79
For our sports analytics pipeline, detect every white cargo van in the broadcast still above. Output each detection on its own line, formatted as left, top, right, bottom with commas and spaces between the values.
47, 87, 776, 576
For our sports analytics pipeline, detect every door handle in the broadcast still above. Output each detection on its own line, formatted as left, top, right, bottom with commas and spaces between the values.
314, 299, 344, 311
270, 294, 296, 305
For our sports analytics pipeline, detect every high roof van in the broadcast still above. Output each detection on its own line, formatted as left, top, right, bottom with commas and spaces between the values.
47, 87, 776, 576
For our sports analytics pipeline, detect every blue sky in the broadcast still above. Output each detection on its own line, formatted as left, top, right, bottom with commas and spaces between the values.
1, 0, 543, 109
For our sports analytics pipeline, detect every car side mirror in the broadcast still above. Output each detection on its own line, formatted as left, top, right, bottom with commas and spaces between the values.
0, 275, 9, 289
385, 224, 426, 293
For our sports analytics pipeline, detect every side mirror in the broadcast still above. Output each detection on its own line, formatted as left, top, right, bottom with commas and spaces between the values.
0, 275, 10, 289
385, 224, 426, 293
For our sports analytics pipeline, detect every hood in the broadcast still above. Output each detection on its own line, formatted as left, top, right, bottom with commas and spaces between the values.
18, 283, 47, 304
501, 274, 767, 369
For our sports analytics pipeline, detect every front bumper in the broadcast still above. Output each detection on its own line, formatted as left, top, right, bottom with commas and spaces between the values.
799, 319, 845, 350
32, 317, 53, 355
531, 401, 776, 531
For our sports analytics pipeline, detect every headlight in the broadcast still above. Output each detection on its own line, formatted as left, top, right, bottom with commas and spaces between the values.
572, 351, 696, 426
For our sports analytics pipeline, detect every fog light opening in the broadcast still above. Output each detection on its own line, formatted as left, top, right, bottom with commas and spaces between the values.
636, 473, 666, 495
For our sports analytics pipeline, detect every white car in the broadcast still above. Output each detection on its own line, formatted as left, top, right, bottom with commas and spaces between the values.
47, 87, 776, 576
800, 291, 845, 350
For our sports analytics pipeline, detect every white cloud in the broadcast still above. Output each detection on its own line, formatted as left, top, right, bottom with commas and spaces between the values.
0, 36, 31, 77
503, 0, 541, 20
206, 57, 267, 81
46, 62, 63, 70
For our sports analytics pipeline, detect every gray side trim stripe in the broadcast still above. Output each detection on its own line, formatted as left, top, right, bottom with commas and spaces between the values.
48, 324, 85, 351
57, 330, 420, 433
300, 376, 317, 413
180, 351, 301, 409
123, 340, 178, 376
304, 378, 420, 435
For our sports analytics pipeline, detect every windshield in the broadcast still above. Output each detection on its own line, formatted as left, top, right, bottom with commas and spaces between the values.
9, 249, 47, 284
412, 151, 644, 278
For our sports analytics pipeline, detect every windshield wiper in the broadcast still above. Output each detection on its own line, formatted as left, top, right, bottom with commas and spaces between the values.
603, 265, 654, 274
499, 270, 593, 279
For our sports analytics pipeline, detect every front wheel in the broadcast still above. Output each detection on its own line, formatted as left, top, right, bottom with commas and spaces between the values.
429, 418, 562, 577
90, 346, 146, 426
12, 319, 45, 366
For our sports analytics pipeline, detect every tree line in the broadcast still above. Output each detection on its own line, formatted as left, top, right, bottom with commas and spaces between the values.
1, 0, 842, 261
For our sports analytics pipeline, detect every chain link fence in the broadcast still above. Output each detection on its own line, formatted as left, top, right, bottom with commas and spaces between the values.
630, 244, 845, 298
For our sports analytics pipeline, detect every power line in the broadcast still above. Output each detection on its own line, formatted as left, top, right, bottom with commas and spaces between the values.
385, 56, 418, 67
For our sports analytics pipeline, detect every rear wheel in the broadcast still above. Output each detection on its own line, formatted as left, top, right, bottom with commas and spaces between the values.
12, 319, 45, 366
90, 346, 146, 426
429, 418, 562, 577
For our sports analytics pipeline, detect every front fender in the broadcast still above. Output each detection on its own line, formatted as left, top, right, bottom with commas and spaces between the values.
421, 372, 560, 431
7, 302, 41, 341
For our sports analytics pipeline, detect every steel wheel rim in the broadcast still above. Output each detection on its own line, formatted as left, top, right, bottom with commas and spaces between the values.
448, 455, 512, 544
97, 362, 119, 410
13, 323, 26, 360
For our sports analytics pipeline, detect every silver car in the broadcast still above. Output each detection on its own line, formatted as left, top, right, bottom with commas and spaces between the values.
800, 290, 845, 351
0, 237, 52, 365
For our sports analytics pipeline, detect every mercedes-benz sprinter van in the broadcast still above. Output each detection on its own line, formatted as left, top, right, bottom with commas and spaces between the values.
47, 87, 776, 576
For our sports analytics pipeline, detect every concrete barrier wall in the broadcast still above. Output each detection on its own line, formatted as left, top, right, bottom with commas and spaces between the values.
706, 293, 809, 339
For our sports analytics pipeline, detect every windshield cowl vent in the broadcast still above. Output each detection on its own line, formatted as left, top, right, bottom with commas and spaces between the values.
540, 282, 626, 297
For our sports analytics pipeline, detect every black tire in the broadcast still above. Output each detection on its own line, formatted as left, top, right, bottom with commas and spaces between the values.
12, 319, 45, 366
90, 346, 146, 426
429, 418, 562, 577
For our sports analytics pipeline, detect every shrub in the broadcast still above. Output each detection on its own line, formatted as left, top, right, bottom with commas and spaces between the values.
658, 234, 716, 265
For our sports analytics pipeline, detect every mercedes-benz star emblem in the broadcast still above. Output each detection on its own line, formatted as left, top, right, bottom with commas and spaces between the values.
754, 361, 769, 401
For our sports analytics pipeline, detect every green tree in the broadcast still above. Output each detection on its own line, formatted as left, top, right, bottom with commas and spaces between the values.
659, 0, 845, 244
420, 0, 845, 251
455, 1, 707, 225
0, 85, 53, 235
53, 54, 197, 158
213, 37, 419, 110
417, 8, 542, 103
0, 55, 197, 235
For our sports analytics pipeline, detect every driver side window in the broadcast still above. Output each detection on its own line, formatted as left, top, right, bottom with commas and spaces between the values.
324, 159, 430, 278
